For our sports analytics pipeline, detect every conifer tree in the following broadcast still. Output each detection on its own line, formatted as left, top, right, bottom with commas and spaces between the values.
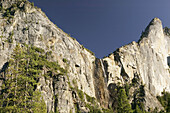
167, 98, 170, 112
0, 44, 47, 113
0, 44, 24, 112
117, 88, 133, 113
0, 44, 66, 112
134, 105, 143, 113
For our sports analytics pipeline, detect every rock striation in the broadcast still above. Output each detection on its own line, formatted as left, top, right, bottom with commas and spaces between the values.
103, 18, 170, 110
0, 0, 169, 112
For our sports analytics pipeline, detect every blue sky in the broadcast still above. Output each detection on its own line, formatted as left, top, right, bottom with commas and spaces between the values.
29, 0, 170, 58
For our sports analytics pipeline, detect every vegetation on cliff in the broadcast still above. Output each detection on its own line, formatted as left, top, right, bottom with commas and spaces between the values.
157, 90, 170, 112
0, 44, 66, 112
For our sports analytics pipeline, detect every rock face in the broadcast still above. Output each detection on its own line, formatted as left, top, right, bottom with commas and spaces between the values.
103, 18, 170, 110
106, 18, 170, 94
0, 0, 169, 112
0, 0, 96, 112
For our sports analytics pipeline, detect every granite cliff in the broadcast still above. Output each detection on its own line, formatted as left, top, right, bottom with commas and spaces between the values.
0, 0, 169, 112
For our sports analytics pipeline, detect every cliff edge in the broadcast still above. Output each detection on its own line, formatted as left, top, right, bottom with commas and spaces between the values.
0, 0, 169, 112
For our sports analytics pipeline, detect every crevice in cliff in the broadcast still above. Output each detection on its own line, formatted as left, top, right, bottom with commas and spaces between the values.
120, 67, 129, 82
100, 59, 106, 78
103, 60, 109, 83
113, 50, 130, 83
52, 76, 58, 113
93, 58, 109, 108
167, 56, 170, 66
0, 62, 9, 73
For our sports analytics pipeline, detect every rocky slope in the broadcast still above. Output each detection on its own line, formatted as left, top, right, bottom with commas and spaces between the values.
0, 0, 169, 112
103, 18, 170, 111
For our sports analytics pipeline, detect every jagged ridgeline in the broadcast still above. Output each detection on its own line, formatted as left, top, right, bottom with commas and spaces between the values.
0, 0, 170, 113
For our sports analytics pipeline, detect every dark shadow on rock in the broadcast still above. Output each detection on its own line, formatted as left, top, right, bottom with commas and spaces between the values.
167, 56, 170, 66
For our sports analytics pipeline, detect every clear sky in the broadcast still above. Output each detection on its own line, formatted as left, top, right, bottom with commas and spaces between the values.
29, 0, 170, 58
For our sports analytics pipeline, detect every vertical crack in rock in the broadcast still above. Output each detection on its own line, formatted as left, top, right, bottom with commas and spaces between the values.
93, 58, 109, 108
100, 59, 107, 78
0, 1, 169, 112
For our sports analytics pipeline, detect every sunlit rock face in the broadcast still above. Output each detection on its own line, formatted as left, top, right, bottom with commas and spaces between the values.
0, 0, 169, 112
103, 17, 170, 110
0, 0, 96, 112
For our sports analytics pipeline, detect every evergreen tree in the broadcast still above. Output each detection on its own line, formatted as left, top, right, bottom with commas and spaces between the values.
117, 88, 133, 113
0, 44, 47, 113
157, 90, 170, 113
134, 105, 143, 113
167, 97, 170, 112
0, 44, 25, 112
132, 85, 145, 112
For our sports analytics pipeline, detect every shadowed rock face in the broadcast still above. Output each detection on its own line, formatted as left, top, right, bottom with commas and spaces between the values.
93, 58, 109, 108
167, 56, 170, 66
0, 0, 169, 112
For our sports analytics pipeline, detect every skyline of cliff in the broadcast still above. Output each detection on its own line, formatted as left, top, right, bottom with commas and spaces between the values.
29, 0, 170, 58
0, 0, 169, 112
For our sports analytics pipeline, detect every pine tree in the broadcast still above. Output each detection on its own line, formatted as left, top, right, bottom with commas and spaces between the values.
134, 105, 143, 113
117, 88, 133, 113
31, 91, 47, 113
157, 90, 170, 112
0, 44, 66, 112
0, 44, 47, 113
167, 97, 170, 112
0, 44, 24, 112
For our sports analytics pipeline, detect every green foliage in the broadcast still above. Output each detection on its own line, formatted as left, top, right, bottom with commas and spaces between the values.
0, 44, 66, 112
0, 44, 47, 112
140, 31, 148, 39
85, 48, 95, 56
132, 84, 146, 112
63, 58, 67, 63
50, 45, 54, 50
26, 45, 66, 76
74, 103, 81, 113
81, 45, 95, 55
117, 88, 133, 113
85, 103, 102, 113
125, 83, 130, 97
71, 37, 76, 40
31, 91, 47, 113
55, 107, 59, 113
31, 46, 45, 53
102, 108, 113, 113
77, 89, 84, 101
134, 105, 143, 113
46, 51, 52, 56
40, 34, 43, 41
164, 27, 170, 36
31, 2, 34, 7
85, 93, 95, 104
157, 90, 170, 112
4, 9, 10, 17
167, 98, 170, 112
139, 85, 145, 97
3, 3, 17, 19
109, 82, 147, 113
132, 77, 139, 86
151, 107, 159, 113
72, 79, 77, 86
0, 6, 3, 11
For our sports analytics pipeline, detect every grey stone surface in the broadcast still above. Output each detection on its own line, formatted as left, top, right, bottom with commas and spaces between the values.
104, 18, 170, 110
0, 0, 96, 112
0, 0, 169, 112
